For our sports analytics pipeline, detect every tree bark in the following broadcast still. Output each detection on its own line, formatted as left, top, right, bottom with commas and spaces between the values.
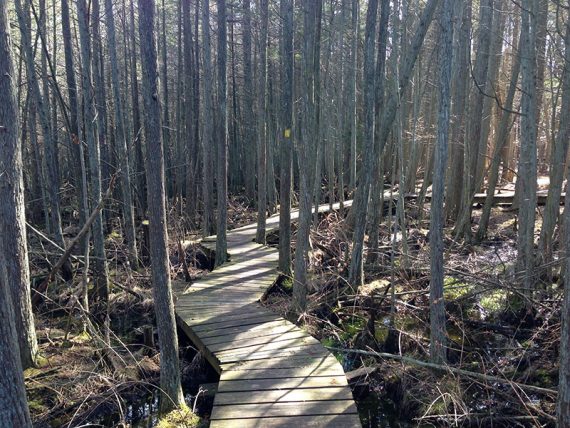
137, 0, 184, 414
215, 0, 229, 266
76, 0, 110, 320
430, 0, 454, 364
255, 0, 269, 244
516, 0, 538, 294
105, 0, 139, 270
349, 0, 440, 286
201, 0, 216, 237
0, 0, 38, 371
278, 0, 293, 277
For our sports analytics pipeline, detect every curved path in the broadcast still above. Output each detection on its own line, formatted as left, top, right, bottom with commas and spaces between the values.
174, 202, 360, 427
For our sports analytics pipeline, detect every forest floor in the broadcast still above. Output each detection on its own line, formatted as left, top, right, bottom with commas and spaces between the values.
26, 194, 563, 427
25, 196, 257, 427
263, 201, 562, 427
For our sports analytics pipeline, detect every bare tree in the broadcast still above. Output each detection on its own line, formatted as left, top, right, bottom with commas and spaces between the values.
430, 0, 454, 364
256, 0, 269, 245
516, 0, 538, 294
105, 0, 139, 270
278, 0, 294, 277
215, 0, 229, 266
137, 0, 184, 414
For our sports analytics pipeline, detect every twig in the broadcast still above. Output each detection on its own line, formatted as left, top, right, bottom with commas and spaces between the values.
324, 346, 558, 396
32, 175, 117, 304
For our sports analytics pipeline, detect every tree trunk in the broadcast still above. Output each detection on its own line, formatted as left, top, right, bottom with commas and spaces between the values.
516, 0, 538, 294
0, 1, 38, 371
14, 0, 63, 244
476, 17, 522, 241
130, 0, 147, 215
215, 0, 229, 266
445, 0, 470, 219
538, 18, 570, 265
278, 0, 294, 277
430, 0, 454, 364
349, 0, 440, 286
201, 0, 216, 237
105, 0, 139, 270
76, 0, 110, 321
255, 0, 269, 244
454, 0, 494, 240
293, 0, 322, 315
137, 0, 184, 414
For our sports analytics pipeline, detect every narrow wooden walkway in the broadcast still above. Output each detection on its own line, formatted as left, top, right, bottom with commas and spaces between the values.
174, 201, 361, 427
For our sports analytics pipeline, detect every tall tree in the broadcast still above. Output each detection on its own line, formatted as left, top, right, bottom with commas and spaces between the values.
14, 0, 63, 244
0, 1, 33, 423
137, 0, 184, 414
1, 0, 38, 371
349, 0, 440, 286
430, 0, 454, 364
516, 0, 538, 294
538, 16, 570, 265
558, 133, 570, 428
201, 0, 216, 237
215, 0, 228, 266
77, 0, 110, 321
293, 0, 322, 314
105, 0, 139, 270
255, 0, 269, 244
278, 0, 293, 277
242, 0, 256, 201
454, 0, 494, 240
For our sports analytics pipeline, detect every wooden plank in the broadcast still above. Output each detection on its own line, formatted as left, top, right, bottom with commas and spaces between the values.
217, 375, 348, 392
214, 336, 320, 357
219, 364, 345, 380
210, 400, 358, 419
203, 327, 305, 349
213, 387, 353, 405
195, 319, 292, 339
216, 344, 329, 364
182, 309, 279, 327
192, 314, 281, 333
220, 354, 340, 371
210, 414, 361, 428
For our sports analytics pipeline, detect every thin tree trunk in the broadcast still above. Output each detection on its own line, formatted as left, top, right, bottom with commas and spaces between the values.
255, 0, 269, 244
279, 0, 294, 277
430, 0, 454, 364
516, 0, 538, 295
538, 18, 570, 265
476, 19, 522, 241
0, 1, 38, 371
215, 0, 229, 266
77, 0, 110, 323
201, 0, 216, 237
15, 0, 64, 244
105, 0, 139, 270
137, 0, 184, 414
349, 0, 440, 286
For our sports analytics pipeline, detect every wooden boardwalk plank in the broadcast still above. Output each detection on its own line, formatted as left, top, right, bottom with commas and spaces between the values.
210, 414, 361, 428
174, 201, 360, 427
210, 401, 358, 419
213, 387, 353, 405
217, 376, 348, 392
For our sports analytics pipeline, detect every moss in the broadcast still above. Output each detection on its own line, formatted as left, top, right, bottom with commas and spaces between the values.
280, 277, 293, 292
157, 405, 201, 428
71, 330, 92, 344
339, 317, 365, 341
480, 290, 507, 313
28, 399, 48, 414
443, 276, 474, 300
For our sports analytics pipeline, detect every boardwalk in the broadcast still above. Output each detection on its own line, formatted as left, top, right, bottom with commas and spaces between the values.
174, 202, 361, 427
